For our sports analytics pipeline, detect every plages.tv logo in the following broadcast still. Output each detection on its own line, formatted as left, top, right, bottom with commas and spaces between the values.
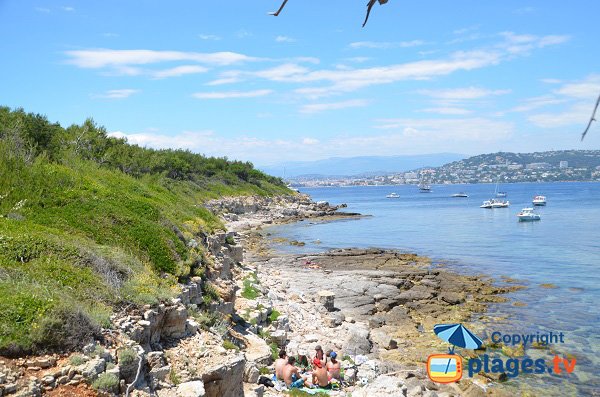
427, 323, 481, 383
427, 324, 577, 384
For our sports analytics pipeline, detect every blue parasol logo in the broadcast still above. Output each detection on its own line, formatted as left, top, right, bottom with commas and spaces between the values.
434, 323, 483, 353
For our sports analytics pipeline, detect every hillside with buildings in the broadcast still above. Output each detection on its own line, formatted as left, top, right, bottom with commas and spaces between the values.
290, 150, 600, 187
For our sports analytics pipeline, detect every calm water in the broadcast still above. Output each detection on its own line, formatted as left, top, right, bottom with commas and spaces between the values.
268, 182, 600, 394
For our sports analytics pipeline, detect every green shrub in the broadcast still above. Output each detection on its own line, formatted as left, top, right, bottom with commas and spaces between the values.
202, 282, 220, 304
118, 348, 137, 366
92, 373, 119, 392
270, 342, 279, 361
241, 279, 260, 300
268, 309, 281, 323
258, 329, 271, 341
69, 354, 87, 366
225, 236, 235, 245
259, 366, 271, 375
169, 368, 181, 385
222, 340, 239, 351
191, 309, 219, 330
341, 355, 355, 364
0, 106, 292, 354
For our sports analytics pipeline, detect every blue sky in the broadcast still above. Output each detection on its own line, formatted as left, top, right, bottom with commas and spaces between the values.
1, 0, 599, 166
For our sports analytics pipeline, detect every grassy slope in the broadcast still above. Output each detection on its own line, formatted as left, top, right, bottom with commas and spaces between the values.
0, 107, 290, 355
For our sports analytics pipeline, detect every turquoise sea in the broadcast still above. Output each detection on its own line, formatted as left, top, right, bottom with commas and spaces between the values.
267, 182, 600, 395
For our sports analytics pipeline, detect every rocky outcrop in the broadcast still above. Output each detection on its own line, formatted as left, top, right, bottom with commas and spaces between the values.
205, 194, 357, 232
201, 355, 245, 397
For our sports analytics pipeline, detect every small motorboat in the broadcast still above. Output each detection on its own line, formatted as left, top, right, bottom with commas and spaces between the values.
481, 199, 509, 208
419, 184, 432, 192
532, 195, 547, 206
386, 193, 400, 198
518, 208, 541, 222
480, 200, 493, 209
452, 192, 468, 198
491, 199, 510, 208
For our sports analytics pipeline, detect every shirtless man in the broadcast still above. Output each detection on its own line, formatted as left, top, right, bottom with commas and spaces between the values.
311, 358, 330, 388
326, 351, 342, 380
282, 357, 306, 388
275, 349, 287, 380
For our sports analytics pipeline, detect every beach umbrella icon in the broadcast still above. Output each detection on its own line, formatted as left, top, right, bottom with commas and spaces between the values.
434, 323, 483, 375
433, 324, 483, 354
434, 323, 483, 353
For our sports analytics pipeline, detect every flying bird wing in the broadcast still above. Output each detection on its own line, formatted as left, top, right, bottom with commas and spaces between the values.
269, 0, 288, 16
362, 0, 378, 27
581, 93, 600, 141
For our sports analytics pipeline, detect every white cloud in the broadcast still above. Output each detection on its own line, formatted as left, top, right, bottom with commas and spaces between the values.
151, 65, 208, 79
65, 49, 257, 69
109, 130, 215, 150
555, 75, 600, 98
35, 7, 50, 13
453, 25, 480, 35
420, 107, 472, 115
510, 95, 567, 112
418, 87, 511, 100
62, 6, 75, 12
108, 129, 306, 163
527, 75, 600, 128
540, 78, 562, 84
192, 89, 273, 99
344, 57, 371, 63
198, 34, 221, 41
299, 99, 369, 114
302, 138, 320, 145
103, 32, 119, 38
349, 40, 425, 49
498, 32, 570, 55
91, 89, 140, 99
108, 117, 513, 164
236, 50, 503, 98
276, 35, 296, 43
374, 117, 514, 141
528, 103, 592, 128
205, 77, 242, 86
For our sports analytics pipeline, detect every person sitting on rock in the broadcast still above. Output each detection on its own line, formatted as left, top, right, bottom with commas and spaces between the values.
326, 351, 342, 380
275, 349, 288, 380
311, 358, 331, 389
296, 349, 310, 372
283, 356, 307, 389
314, 345, 325, 363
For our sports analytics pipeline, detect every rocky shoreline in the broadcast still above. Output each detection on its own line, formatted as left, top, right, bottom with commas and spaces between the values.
0, 194, 523, 397
229, 195, 525, 397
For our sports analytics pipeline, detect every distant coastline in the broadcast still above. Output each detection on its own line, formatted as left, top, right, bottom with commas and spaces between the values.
287, 150, 600, 187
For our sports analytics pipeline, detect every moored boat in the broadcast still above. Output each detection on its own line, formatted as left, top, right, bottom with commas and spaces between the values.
491, 199, 510, 208
480, 200, 493, 209
452, 192, 468, 198
386, 192, 400, 198
419, 183, 431, 192
532, 195, 547, 206
518, 207, 541, 222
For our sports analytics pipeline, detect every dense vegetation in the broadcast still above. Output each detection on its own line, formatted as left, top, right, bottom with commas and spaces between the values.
458, 150, 600, 169
0, 106, 289, 355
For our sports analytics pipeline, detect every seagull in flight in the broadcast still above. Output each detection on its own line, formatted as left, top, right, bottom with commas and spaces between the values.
269, 0, 390, 26
581, 93, 600, 141
363, 0, 389, 28
269, 0, 288, 16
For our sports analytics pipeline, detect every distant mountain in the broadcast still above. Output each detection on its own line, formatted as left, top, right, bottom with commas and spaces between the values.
259, 153, 466, 178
